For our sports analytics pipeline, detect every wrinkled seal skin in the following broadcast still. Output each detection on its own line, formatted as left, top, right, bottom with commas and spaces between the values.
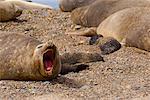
97, 7, 150, 51
58, 0, 96, 12
0, 1, 22, 22
71, 0, 150, 27
0, 33, 61, 80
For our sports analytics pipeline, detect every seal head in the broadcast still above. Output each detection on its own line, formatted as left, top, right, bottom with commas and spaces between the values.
0, 1, 22, 21
33, 41, 61, 79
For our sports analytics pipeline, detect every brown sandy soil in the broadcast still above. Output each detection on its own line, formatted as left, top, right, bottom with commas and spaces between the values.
0, 9, 150, 100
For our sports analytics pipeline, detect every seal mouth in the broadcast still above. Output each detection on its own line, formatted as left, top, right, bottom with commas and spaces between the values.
43, 50, 54, 75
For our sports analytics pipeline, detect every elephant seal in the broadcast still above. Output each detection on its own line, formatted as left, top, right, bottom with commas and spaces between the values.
0, 1, 22, 22
0, 32, 61, 80
71, 0, 150, 27
1, 0, 52, 9
58, 0, 96, 12
97, 7, 150, 51
0, 32, 103, 80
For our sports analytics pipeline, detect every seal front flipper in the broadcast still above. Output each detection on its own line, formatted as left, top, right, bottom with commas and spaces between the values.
89, 36, 121, 55
97, 37, 121, 55
60, 63, 89, 75
61, 52, 104, 64
60, 52, 104, 74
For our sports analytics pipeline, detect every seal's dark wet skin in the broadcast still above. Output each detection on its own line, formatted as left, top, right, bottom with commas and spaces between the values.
90, 36, 121, 55
99, 39, 121, 55
89, 35, 102, 45
43, 50, 54, 72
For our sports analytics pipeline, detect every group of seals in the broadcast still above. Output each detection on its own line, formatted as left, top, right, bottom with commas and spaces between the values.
97, 7, 150, 51
71, 0, 150, 27
0, 0, 104, 80
0, 0, 52, 22
59, 0, 150, 52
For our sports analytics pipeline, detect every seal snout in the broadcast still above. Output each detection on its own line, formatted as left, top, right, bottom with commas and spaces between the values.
34, 41, 61, 78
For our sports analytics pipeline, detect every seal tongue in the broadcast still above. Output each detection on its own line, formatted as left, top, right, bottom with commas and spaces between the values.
43, 50, 53, 71
45, 60, 53, 71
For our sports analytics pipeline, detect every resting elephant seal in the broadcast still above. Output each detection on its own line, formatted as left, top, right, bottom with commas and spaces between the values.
1, 0, 52, 9
0, 1, 22, 22
58, 0, 96, 12
97, 7, 150, 51
71, 0, 150, 27
0, 32, 61, 80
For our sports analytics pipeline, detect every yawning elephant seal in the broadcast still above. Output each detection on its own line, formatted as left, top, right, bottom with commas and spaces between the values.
0, 32, 61, 80
71, 0, 150, 27
0, 1, 22, 22
0, 32, 103, 80
97, 7, 150, 51
58, 0, 96, 12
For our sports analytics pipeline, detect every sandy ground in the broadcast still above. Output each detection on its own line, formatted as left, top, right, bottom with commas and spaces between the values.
0, 9, 150, 100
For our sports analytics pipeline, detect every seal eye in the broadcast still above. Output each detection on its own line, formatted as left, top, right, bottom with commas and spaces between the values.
43, 50, 54, 71
37, 45, 43, 49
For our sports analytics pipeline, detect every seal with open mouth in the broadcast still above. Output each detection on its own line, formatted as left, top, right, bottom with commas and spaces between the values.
0, 32, 61, 80
0, 0, 22, 22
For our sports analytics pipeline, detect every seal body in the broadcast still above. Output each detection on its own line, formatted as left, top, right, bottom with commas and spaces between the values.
71, 0, 150, 27
1, 0, 52, 10
58, 0, 96, 12
97, 7, 150, 51
0, 32, 61, 80
0, 1, 22, 22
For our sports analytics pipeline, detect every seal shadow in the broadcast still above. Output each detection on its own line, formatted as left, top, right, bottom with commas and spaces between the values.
46, 52, 104, 88
13, 19, 28, 23
50, 76, 84, 88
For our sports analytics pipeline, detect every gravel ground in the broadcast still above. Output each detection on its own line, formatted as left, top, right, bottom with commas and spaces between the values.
0, 9, 150, 100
